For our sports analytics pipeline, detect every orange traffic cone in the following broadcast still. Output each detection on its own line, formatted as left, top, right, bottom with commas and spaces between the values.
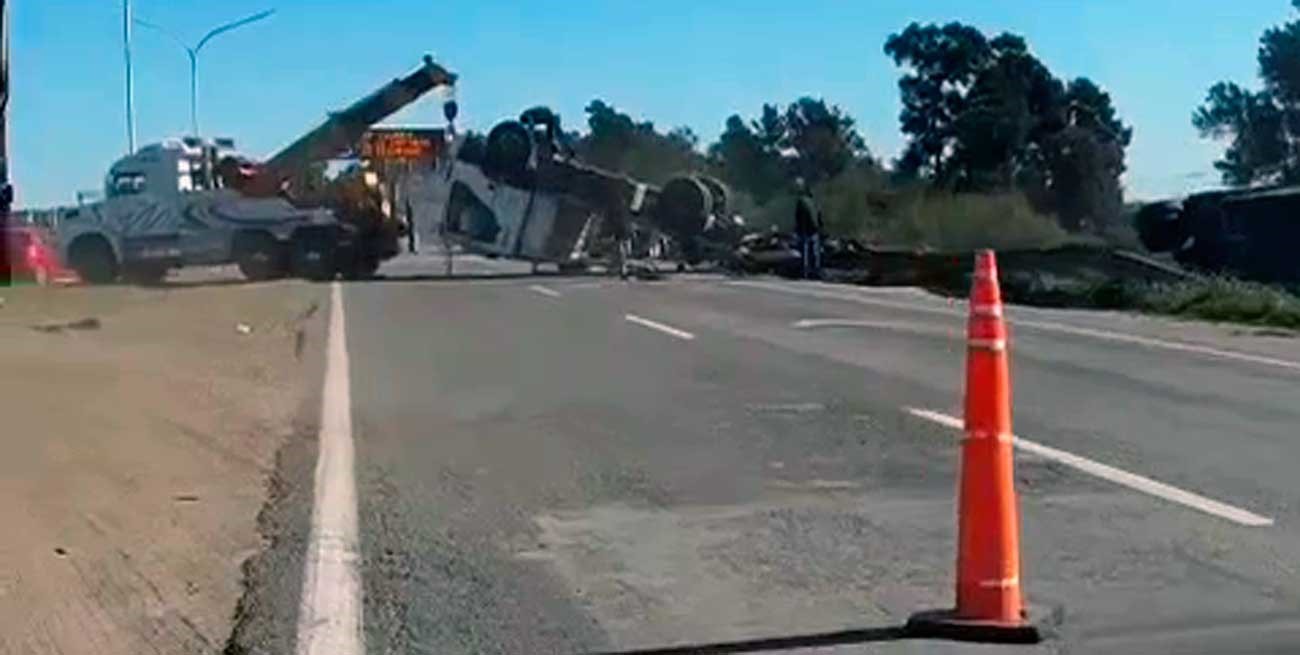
906, 250, 1042, 643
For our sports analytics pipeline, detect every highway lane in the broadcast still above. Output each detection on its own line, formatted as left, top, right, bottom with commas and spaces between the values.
563, 276, 1300, 648
228, 257, 1300, 654
679, 279, 1300, 525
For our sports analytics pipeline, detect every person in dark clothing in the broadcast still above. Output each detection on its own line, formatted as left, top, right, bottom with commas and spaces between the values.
793, 178, 822, 279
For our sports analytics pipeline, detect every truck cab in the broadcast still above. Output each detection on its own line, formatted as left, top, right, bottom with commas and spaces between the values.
57, 137, 339, 283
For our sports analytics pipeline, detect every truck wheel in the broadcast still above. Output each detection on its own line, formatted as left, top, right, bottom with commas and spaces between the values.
235, 233, 286, 281
341, 255, 381, 281
68, 237, 118, 284
1135, 202, 1189, 253
292, 231, 336, 281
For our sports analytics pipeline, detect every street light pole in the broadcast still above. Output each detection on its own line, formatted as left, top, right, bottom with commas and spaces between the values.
188, 50, 197, 137
135, 9, 275, 138
1, 0, 11, 285
122, 0, 136, 154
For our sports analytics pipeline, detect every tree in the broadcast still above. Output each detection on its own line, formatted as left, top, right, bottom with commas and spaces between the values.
709, 98, 870, 198
574, 99, 704, 184
782, 97, 870, 184
1195, 3, 1300, 186
708, 114, 786, 204
885, 21, 1130, 231
455, 131, 488, 164
884, 22, 994, 179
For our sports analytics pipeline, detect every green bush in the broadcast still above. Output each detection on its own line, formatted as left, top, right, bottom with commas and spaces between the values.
776, 166, 1072, 250
901, 192, 1068, 250
733, 167, 1071, 253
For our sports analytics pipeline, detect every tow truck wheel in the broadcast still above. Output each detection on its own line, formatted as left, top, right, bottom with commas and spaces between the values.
235, 233, 286, 281
68, 236, 118, 284
291, 231, 337, 281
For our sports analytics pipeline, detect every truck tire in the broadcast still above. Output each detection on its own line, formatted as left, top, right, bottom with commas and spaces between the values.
235, 233, 286, 281
291, 231, 336, 281
1135, 201, 1189, 253
68, 236, 118, 284
340, 255, 381, 281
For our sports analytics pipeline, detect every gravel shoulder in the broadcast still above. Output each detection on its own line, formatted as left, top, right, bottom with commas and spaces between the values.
0, 275, 327, 655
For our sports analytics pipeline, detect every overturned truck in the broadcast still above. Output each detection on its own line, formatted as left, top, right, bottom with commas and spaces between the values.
1136, 185, 1300, 284
403, 107, 743, 273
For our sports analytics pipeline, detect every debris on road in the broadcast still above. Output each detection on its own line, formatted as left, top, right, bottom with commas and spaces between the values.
30, 317, 101, 333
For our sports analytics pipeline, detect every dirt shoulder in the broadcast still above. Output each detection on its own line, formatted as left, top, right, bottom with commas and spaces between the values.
0, 275, 327, 654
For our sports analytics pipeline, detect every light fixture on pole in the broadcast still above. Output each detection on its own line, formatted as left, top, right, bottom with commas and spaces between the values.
135, 9, 275, 138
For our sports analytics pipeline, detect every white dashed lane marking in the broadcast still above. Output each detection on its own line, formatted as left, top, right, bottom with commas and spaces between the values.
734, 280, 1300, 373
906, 407, 1274, 528
624, 314, 696, 341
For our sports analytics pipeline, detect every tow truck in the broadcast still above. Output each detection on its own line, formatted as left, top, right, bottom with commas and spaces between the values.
57, 56, 457, 283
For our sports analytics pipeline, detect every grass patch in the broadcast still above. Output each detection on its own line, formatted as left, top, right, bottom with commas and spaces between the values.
1001, 276, 1300, 331
1134, 277, 1300, 330
885, 192, 1069, 251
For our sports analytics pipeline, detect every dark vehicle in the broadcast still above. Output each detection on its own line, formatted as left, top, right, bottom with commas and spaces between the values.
1136, 185, 1300, 283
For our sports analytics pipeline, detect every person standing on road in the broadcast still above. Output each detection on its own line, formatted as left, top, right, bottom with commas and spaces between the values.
793, 178, 822, 279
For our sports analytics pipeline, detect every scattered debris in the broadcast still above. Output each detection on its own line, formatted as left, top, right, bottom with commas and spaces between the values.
768, 478, 860, 491
31, 317, 101, 334
235, 323, 253, 335
1233, 328, 1297, 338
296, 301, 320, 322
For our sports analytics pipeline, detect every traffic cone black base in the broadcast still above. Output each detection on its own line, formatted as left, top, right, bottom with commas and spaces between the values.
905, 607, 1053, 644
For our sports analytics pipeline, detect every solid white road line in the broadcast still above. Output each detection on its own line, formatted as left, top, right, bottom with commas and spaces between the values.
529, 284, 562, 298
1011, 317, 1300, 372
625, 314, 696, 341
734, 280, 1300, 373
792, 318, 953, 334
296, 283, 363, 655
905, 407, 1274, 528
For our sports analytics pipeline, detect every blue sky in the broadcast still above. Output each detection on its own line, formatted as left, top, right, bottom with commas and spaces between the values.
13, 1, 1295, 208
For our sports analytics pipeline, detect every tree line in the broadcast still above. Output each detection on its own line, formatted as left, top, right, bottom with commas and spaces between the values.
462, 8, 1292, 247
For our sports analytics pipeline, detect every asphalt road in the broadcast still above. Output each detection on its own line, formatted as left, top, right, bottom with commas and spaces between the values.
229, 252, 1300, 655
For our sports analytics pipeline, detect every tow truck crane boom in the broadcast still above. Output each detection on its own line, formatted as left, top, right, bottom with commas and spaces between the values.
239, 55, 457, 197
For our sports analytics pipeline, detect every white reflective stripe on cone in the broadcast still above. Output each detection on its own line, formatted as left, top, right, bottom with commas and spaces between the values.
978, 576, 1020, 589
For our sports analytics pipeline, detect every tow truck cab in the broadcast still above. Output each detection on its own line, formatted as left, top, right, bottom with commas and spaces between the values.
57, 138, 338, 283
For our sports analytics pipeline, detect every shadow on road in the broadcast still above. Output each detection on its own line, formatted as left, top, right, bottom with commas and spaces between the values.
140, 278, 253, 289
369, 270, 608, 283
583, 625, 909, 655
95, 264, 735, 290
